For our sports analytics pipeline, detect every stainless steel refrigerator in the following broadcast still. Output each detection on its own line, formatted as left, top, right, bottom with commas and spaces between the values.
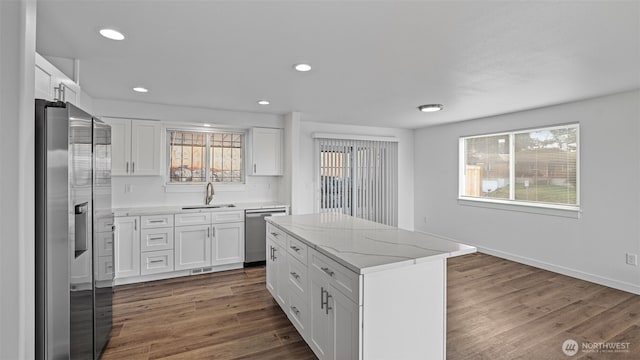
35, 100, 114, 359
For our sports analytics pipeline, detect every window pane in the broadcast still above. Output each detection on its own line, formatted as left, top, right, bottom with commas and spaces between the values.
169, 131, 206, 183
207, 132, 243, 183
514, 127, 577, 205
464, 135, 510, 199
168, 130, 244, 184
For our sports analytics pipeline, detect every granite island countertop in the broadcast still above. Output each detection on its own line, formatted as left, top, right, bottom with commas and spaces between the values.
113, 201, 289, 217
266, 213, 476, 274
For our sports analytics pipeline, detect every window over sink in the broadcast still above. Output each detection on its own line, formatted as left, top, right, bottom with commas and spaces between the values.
167, 129, 244, 184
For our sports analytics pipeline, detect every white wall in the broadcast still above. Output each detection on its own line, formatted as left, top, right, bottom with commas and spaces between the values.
92, 99, 284, 208
292, 120, 415, 230
414, 90, 640, 294
0, 0, 36, 358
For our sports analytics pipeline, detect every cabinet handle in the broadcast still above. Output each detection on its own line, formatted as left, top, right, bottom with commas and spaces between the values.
325, 292, 333, 315
254, 164, 257, 173
321, 267, 335, 277
270, 232, 279, 237
272, 247, 277, 260
149, 259, 164, 264
149, 237, 164, 241
290, 245, 300, 252
126, 161, 129, 174
132, 162, 135, 174
208, 227, 210, 238
134, 219, 137, 231
149, 220, 165, 223
106, 241, 113, 246
320, 287, 325, 310
290, 306, 300, 315
290, 271, 300, 279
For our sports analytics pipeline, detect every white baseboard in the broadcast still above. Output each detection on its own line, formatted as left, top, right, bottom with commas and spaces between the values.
414, 230, 640, 295
477, 246, 640, 295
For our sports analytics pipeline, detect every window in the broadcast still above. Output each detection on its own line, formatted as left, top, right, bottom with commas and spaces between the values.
167, 130, 244, 184
459, 124, 579, 208
316, 137, 398, 226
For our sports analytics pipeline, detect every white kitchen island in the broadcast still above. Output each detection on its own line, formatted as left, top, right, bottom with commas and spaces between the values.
265, 213, 476, 360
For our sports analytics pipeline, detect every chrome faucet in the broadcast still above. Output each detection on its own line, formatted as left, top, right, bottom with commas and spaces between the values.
205, 182, 215, 205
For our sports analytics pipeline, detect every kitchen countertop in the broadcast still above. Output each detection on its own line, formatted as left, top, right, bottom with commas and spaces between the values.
113, 201, 289, 217
267, 213, 476, 274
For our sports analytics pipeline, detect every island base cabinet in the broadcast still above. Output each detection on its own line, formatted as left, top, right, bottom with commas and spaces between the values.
309, 263, 359, 360
266, 237, 287, 308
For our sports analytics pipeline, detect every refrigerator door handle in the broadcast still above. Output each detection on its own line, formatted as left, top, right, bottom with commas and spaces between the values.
74, 202, 89, 257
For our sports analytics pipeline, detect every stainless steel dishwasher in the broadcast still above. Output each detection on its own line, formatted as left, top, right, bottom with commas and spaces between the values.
245, 207, 288, 266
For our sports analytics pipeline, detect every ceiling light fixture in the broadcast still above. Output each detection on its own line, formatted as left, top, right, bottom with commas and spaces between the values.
257, 100, 270, 105
99, 28, 125, 41
293, 63, 312, 72
133, 87, 148, 93
418, 104, 444, 112
203, 124, 211, 127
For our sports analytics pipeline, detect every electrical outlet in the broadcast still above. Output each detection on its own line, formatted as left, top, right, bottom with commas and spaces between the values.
626, 253, 638, 266
124, 184, 133, 193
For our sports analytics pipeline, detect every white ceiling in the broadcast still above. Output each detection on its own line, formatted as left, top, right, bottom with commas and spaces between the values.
36, 1, 640, 129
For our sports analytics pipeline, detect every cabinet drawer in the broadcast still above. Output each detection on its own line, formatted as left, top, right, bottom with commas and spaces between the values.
140, 250, 174, 275
211, 211, 244, 223
140, 228, 174, 252
175, 212, 211, 226
96, 216, 114, 233
96, 256, 113, 282
311, 249, 360, 304
266, 223, 286, 246
141, 214, 174, 229
287, 292, 308, 336
287, 253, 308, 297
96, 232, 113, 257
287, 235, 308, 264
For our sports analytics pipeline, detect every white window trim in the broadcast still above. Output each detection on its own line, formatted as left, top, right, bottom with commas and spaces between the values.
164, 127, 247, 189
458, 123, 580, 216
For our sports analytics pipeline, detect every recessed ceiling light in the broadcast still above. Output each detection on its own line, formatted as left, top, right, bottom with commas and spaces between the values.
133, 87, 148, 93
99, 28, 125, 41
418, 104, 444, 112
257, 100, 270, 105
293, 63, 312, 72
203, 124, 211, 127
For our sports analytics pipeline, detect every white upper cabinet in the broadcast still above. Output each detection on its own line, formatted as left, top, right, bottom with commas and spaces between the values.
248, 127, 283, 176
35, 53, 81, 108
106, 118, 162, 176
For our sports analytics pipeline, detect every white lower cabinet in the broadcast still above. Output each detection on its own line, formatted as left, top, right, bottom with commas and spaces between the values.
141, 250, 174, 275
114, 216, 141, 278
113, 210, 248, 285
175, 224, 212, 270
309, 265, 359, 360
266, 236, 287, 308
212, 222, 244, 266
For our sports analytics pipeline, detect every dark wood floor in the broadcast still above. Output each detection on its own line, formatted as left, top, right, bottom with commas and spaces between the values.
103, 253, 640, 359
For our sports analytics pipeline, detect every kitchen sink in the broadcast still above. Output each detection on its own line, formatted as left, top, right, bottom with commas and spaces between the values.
181, 204, 236, 210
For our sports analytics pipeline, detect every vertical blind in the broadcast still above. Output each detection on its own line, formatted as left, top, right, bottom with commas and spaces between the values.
315, 136, 398, 226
